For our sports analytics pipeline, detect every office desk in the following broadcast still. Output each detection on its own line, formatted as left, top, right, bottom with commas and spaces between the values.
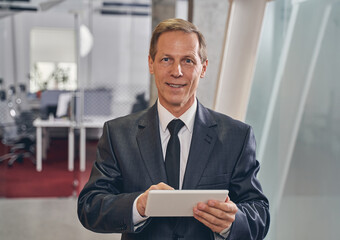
33, 118, 75, 172
79, 117, 107, 172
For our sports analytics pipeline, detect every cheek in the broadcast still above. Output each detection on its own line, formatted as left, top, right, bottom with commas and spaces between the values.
153, 72, 163, 89
189, 78, 200, 92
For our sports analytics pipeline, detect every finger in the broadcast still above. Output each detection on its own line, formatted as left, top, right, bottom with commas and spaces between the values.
155, 182, 174, 190
138, 183, 174, 216
196, 201, 237, 228
137, 184, 164, 216
196, 202, 234, 223
193, 206, 227, 233
207, 200, 238, 214
137, 193, 148, 216
149, 182, 174, 190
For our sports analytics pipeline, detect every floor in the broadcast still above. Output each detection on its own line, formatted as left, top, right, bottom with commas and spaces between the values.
0, 197, 121, 240
0, 136, 122, 240
0, 137, 93, 198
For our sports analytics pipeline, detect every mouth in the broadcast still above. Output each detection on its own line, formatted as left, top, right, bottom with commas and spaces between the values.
166, 83, 186, 88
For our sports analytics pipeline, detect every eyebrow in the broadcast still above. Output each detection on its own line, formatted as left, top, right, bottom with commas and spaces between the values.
160, 52, 198, 59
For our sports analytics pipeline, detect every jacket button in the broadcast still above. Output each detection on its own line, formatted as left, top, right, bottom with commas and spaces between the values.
120, 224, 127, 230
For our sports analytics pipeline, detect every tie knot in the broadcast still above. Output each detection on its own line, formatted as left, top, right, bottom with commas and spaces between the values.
167, 119, 184, 136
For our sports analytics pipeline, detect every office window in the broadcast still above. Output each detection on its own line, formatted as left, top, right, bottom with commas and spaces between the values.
30, 62, 77, 93
29, 28, 76, 93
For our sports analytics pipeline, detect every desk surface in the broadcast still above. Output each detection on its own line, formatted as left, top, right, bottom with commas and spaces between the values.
33, 116, 111, 172
33, 118, 75, 127
33, 117, 111, 129
80, 116, 110, 128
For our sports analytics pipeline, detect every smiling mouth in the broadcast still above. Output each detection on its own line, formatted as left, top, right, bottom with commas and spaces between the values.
166, 83, 186, 88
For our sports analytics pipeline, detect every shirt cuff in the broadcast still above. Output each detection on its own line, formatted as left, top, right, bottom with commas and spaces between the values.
218, 224, 232, 239
132, 194, 149, 227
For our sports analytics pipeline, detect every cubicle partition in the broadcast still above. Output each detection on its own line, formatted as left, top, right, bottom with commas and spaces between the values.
34, 88, 115, 172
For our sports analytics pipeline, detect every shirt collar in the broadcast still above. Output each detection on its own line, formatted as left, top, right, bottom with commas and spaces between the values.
158, 99, 197, 134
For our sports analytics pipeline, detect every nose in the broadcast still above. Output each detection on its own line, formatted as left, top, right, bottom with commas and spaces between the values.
170, 62, 183, 78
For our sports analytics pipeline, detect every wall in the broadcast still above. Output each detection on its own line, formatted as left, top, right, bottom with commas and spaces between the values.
90, 13, 151, 116
193, 0, 229, 108
0, 3, 151, 118
0, 11, 75, 89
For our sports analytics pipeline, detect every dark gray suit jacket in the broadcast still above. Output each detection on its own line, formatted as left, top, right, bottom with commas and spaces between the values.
77, 101, 270, 239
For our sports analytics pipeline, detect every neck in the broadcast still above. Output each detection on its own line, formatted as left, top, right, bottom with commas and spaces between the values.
159, 99, 195, 118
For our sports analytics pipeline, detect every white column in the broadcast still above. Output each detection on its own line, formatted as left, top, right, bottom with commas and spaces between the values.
80, 125, 86, 172
68, 125, 74, 171
36, 125, 42, 172
214, 0, 268, 121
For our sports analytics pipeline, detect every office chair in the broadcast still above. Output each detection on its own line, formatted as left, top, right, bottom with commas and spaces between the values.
0, 83, 37, 167
0, 124, 36, 167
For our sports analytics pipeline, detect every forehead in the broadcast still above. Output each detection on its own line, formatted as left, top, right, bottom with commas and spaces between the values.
156, 31, 200, 56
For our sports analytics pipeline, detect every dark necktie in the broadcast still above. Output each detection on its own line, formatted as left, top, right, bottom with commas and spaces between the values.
165, 119, 184, 189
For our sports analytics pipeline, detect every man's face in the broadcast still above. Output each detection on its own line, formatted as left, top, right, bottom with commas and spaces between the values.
148, 31, 208, 117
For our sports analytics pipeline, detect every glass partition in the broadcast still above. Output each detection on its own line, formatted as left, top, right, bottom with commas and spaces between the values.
247, 0, 340, 239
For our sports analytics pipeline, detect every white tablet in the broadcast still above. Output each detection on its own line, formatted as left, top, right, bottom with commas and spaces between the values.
145, 189, 229, 217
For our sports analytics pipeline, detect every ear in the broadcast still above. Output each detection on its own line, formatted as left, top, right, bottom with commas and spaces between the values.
200, 59, 208, 78
148, 55, 154, 74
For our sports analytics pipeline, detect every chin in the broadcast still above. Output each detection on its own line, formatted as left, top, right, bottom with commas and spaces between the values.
167, 97, 186, 106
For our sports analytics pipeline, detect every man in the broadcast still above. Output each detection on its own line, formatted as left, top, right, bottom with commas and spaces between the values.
78, 18, 270, 239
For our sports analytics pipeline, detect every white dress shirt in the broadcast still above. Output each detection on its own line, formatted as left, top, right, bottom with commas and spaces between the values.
132, 99, 230, 239
157, 99, 196, 189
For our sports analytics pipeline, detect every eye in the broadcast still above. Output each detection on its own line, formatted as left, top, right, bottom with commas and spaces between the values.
185, 59, 193, 64
162, 57, 169, 62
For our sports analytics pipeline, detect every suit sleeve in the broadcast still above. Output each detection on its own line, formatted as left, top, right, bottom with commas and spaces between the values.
227, 126, 270, 240
77, 122, 143, 233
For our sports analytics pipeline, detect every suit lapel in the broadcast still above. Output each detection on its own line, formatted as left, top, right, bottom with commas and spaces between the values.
136, 104, 168, 184
182, 102, 217, 189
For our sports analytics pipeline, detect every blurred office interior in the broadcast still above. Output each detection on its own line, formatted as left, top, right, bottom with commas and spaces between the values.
0, 0, 339, 239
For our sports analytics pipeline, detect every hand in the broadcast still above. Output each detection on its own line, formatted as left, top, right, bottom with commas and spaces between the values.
136, 182, 174, 217
193, 196, 238, 233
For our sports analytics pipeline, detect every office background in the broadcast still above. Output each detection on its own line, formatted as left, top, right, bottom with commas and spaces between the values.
0, 0, 339, 239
